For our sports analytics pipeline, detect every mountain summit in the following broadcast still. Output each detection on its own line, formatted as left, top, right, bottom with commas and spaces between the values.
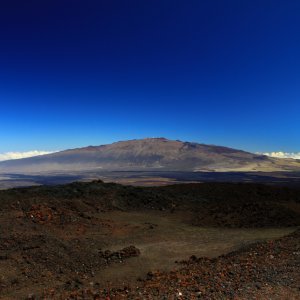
0, 138, 299, 173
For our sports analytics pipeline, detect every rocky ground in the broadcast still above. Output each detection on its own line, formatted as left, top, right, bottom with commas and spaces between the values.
0, 180, 299, 299
44, 229, 300, 299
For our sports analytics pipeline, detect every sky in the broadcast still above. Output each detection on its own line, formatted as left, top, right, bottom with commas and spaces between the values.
0, 0, 299, 156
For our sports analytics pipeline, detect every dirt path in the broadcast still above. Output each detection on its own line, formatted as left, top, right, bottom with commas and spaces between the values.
93, 211, 295, 286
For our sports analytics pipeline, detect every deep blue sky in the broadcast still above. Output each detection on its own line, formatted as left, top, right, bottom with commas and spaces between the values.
0, 0, 299, 153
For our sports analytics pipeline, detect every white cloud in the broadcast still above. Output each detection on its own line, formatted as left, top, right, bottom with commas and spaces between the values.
259, 152, 300, 160
0, 150, 56, 162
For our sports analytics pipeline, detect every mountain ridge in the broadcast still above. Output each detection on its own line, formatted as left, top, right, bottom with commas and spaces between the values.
0, 138, 299, 173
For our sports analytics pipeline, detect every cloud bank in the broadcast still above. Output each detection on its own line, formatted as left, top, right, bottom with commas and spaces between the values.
0, 151, 56, 162
260, 152, 300, 160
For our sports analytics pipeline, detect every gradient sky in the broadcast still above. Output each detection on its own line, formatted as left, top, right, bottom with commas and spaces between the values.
0, 0, 299, 153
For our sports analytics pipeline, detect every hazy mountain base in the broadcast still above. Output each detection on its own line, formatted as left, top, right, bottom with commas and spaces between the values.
1, 170, 300, 190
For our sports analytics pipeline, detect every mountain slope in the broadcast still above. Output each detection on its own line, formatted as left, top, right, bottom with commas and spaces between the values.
0, 138, 299, 173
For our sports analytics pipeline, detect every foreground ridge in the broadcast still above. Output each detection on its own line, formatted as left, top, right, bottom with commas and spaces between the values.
0, 181, 299, 299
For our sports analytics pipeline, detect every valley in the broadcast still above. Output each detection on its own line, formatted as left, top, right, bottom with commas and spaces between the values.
2, 170, 300, 190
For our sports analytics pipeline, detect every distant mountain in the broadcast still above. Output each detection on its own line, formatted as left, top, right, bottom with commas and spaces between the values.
0, 138, 299, 173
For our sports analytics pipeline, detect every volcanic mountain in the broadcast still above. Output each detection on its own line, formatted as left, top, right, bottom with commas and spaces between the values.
0, 138, 299, 173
